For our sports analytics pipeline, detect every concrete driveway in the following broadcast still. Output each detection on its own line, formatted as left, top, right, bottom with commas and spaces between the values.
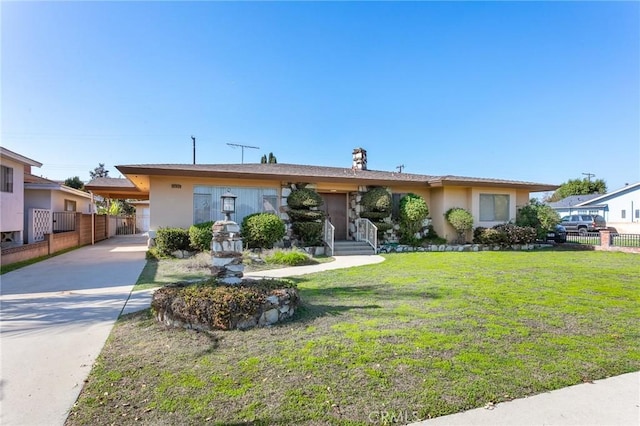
0, 236, 148, 426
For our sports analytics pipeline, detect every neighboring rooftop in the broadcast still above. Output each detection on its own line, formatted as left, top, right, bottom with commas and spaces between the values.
0, 147, 42, 167
547, 194, 602, 208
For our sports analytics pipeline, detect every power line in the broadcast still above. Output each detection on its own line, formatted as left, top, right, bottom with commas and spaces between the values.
226, 143, 260, 164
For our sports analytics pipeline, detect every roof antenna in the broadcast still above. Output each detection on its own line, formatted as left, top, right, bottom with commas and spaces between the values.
396, 164, 405, 173
227, 143, 260, 164
191, 136, 196, 164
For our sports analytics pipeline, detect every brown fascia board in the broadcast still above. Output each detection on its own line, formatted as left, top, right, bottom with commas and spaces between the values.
430, 176, 558, 192
116, 165, 432, 187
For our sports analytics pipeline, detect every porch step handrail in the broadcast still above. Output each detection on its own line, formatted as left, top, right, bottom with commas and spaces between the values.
324, 219, 335, 256
355, 218, 377, 252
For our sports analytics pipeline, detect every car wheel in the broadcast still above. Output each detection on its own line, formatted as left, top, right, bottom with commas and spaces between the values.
578, 227, 587, 236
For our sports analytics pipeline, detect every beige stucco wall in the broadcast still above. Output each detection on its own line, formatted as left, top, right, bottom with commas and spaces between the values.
0, 157, 26, 234
51, 191, 93, 213
429, 186, 532, 242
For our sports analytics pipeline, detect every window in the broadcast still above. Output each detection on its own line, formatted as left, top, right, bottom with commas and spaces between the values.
479, 194, 510, 221
262, 195, 278, 214
1, 166, 13, 193
635, 209, 639, 219
621, 210, 626, 219
391, 193, 407, 220
193, 186, 278, 224
64, 200, 77, 212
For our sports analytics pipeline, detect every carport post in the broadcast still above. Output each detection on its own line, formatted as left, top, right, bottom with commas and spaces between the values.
91, 192, 95, 245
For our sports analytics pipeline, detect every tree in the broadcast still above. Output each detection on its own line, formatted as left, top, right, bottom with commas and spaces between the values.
64, 176, 85, 190
89, 163, 109, 179
548, 178, 607, 202
445, 207, 474, 243
516, 199, 561, 239
260, 153, 277, 164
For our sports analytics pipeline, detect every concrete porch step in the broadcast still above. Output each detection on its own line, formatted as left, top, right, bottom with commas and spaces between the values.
332, 240, 375, 256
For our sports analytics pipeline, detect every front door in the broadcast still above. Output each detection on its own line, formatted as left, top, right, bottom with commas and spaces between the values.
320, 193, 347, 240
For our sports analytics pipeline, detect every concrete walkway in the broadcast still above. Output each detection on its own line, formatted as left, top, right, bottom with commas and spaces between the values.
411, 371, 640, 426
244, 254, 385, 278
0, 236, 147, 426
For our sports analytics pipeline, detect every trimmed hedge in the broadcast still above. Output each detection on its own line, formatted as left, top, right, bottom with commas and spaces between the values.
189, 221, 214, 252
240, 213, 286, 249
155, 227, 190, 256
473, 224, 537, 246
265, 249, 311, 266
292, 221, 324, 246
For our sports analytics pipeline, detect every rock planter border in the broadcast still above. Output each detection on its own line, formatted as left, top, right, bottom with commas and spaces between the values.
378, 243, 553, 253
152, 280, 300, 331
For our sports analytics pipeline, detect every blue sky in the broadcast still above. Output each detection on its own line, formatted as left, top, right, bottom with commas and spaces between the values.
2, 1, 639, 194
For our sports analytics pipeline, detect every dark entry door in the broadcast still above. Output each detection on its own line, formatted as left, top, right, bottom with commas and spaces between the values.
321, 193, 347, 240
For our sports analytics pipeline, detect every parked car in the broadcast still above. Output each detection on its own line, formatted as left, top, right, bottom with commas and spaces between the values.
546, 224, 567, 243
560, 214, 607, 235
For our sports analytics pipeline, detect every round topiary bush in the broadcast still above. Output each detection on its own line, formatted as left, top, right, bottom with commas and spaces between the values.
240, 213, 286, 249
361, 187, 392, 212
287, 209, 326, 222
399, 193, 429, 244
445, 207, 474, 243
287, 188, 324, 209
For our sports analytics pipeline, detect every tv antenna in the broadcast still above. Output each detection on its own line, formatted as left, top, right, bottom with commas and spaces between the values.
191, 136, 196, 164
582, 172, 595, 182
396, 164, 405, 173
227, 143, 260, 164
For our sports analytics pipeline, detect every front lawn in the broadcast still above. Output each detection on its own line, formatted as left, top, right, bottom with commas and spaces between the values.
67, 251, 640, 425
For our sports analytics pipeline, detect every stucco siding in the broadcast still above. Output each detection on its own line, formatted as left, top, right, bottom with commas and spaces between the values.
51, 191, 93, 213
0, 157, 26, 233
600, 188, 640, 223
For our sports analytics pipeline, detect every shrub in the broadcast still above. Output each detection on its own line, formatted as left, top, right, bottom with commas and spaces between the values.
359, 211, 391, 221
189, 221, 214, 252
445, 208, 474, 243
361, 187, 392, 212
287, 209, 325, 222
287, 188, 324, 209
516, 199, 561, 240
473, 224, 537, 246
241, 213, 286, 249
399, 193, 429, 244
265, 249, 311, 266
155, 227, 191, 256
292, 221, 324, 246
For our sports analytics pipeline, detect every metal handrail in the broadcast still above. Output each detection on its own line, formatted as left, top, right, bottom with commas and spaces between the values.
355, 218, 377, 251
324, 219, 335, 256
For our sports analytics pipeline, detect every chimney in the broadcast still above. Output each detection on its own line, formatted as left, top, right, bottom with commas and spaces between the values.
352, 147, 367, 171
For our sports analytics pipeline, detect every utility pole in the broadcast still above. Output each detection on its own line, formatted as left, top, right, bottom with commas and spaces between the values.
582, 172, 595, 182
396, 164, 405, 173
227, 143, 260, 164
191, 136, 196, 164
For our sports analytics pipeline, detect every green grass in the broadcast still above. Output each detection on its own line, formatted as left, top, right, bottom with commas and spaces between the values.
0, 246, 79, 275
67, 251, 640, 425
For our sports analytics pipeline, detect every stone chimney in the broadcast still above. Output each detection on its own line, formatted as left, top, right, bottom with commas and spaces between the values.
352, 148, 367, 170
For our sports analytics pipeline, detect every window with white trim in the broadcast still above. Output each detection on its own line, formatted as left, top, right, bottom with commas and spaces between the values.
64, 199, 77, 212
1, 166, 13, 193
621, 210, 626, 219
479, 194, 510, 222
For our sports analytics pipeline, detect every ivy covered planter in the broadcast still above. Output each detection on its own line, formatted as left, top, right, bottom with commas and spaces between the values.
151, 278, 300, 331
